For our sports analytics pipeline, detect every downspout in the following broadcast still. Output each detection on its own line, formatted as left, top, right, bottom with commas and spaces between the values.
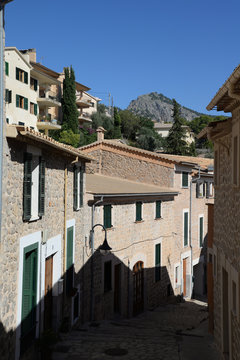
90, 196, 104, 322
0, 5, 4, 243
189, 166, 201, 298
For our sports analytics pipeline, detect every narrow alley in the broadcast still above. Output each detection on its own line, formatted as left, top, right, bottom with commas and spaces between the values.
52, 299, 220, 360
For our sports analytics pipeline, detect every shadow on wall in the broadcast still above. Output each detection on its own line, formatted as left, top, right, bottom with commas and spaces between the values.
192, 234, 208, 301
0, 243, 188, 360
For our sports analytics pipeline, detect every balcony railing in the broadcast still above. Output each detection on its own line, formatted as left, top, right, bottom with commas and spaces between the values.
37, 114, 58, 125
39, 89, 60, 102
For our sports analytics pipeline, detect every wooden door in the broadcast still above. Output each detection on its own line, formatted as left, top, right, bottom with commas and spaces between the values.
183, 258, 187, 297
44, 255, 53, 330
133, 261, 144, 316
114, 264, 121, 313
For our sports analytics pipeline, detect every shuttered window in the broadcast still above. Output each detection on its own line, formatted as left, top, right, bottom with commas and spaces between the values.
73, 166, 84, 210
156, 201, 161, 219
104, 205, 112, 229
23, 153, 32, 221
199, 217, 203, 247
155, 243, 161, 281
5, 61, 9, 76
16, 67, 28, 84
38, 158, 45, 217
34, 104, 38, 116
21, 243, 38, 350
66, 226, 74, 295
182, 172, 188, 187
5, 89, 12, 103
184, 211, 188, 246
136, 202, 142, 221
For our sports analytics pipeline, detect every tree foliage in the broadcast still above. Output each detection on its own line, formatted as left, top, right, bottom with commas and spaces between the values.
113, 107, 121, 139
62, 66, 79, 133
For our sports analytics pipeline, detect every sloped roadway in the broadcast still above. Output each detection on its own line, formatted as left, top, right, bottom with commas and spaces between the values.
52, 299, 220, 360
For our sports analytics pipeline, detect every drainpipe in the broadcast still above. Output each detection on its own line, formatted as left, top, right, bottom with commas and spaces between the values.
189, 166, 201, 298
90, 196, 103, 322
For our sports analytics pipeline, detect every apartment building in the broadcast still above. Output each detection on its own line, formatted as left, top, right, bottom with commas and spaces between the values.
200, 64, 240, 360
79, 128, 214, 320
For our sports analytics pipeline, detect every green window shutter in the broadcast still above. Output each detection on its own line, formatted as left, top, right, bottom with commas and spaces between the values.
16, 67, 19, 80
5, 89, 9, 102
16, 94, 20, 108
184, 212, 188, 246
21, 243, 38, 338
79, 167, 83, 207
66, 226, 74, 295
38, 158, 45, 217
156, 201, 161, 219
203, 183, 206, 197
104, 205, 112, 229
196, 183, 199, 198
24, 97, 28, 110
8, 90, 12, 103
34, 79, 38, 91
199, 217, 203, 247
73, 167, 78, 210
23, 153, 32, 221
206, 183, 209, 198
136, 202, 142, 221
182, 172, 188, 187
155, 243, 161, 281
5, 62, 9, 76
24, 71, 28, 84
34, 104, 38, 116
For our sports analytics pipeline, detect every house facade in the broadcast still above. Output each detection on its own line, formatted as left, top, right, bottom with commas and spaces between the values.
201, 64, 240, 360
154, 122, 195, 145
80, 128, 214, 320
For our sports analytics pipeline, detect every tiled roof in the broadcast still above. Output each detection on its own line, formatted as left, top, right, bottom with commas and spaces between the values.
6, 125, 93, 161
86, 173, 178, 196
80, 140, 213, 170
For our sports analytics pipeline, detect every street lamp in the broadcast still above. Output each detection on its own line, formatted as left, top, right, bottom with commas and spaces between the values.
90, 223, 112, 254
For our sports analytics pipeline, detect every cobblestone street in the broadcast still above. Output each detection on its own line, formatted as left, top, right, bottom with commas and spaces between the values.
52, 300, 220, 360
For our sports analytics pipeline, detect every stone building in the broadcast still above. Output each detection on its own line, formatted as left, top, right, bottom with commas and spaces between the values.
80, 128, 214, 320
200, 64, 240, 360
0, 125, 92, 359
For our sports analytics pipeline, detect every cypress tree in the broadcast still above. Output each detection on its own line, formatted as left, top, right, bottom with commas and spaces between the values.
165, 99, 189, 155
62, 66, 79, 133
113, 107, 121, 139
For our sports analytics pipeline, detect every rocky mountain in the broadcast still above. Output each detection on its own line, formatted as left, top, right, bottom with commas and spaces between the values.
127, 92, 203, 123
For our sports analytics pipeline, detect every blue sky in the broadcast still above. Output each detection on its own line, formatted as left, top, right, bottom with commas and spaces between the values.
4, 0, 240, 116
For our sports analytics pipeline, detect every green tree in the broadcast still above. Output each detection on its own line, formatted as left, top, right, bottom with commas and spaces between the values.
113, 107, 121, 139
62, 66, 79, 133
164, 99, 189, 155
91, 104, 114, 138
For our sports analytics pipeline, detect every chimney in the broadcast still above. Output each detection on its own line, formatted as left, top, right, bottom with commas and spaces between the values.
28, 49, 36, 63
96, 127, 106, 142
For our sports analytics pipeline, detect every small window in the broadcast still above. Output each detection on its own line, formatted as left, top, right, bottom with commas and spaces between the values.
182, 172, 188, 187
206, 182, 214, 198
5, 89, 12, 103
30, 77, 38, 91
73, 166, 83, 210
155, 201, 161, 219
196, 182, 204, 198
136, 201, 142, 222
155, 243, 161, 282
16, 67, 28, 84
199, 216, 204, 247
104, 204, 112, 229
104, 260, 112, 292
5, 61, 9, 76
30, 102, 38, 115
183, 211, 188, 246
16, 94, 28, 110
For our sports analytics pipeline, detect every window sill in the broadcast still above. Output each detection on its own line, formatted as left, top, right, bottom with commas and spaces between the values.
181, 186, 189, 189
135, 220, 144, 224
28, 215, 40, 222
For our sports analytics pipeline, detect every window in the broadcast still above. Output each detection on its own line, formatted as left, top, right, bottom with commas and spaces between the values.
196, 182, 205, 198
5, 61, 9, 76
155, 200, 161, 219
182, 172, 188, 187
206, 182, 213, 198
183, 211, 189, 246
16, 94, 28, 110
30, 102, 38, 115
155, 243, 161, 281
5, 89, 12, 103
73, 165, 83, 210
104, 204, 112, 229
199, 216, 204, 247
104, 260, 112, 292
136, 201, 142, 221
23, 152, 45, 221
21, 242, 38, 354
66, 226, 74, 296
16, 67, 28, 84
30, 77, 38, 91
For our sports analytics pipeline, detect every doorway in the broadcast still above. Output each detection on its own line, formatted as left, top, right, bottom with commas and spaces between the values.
44, 255, 53, 330
133, 261, 144, 316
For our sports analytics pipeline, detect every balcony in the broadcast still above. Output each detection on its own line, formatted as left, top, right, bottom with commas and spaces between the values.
78, 111, 92, 124
76, 96, 91, 108
37, 114, 61, 135
37, 89, 61, 108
